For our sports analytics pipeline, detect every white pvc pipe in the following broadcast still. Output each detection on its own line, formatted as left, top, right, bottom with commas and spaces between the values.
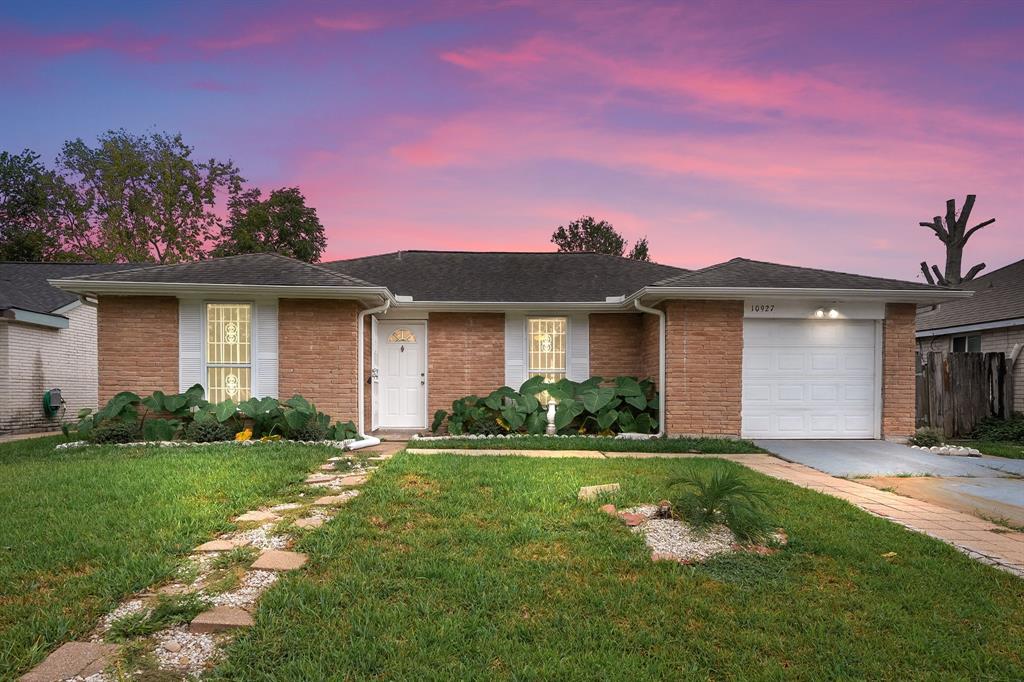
357, 297, 391, 438
634, 299, 666, 437
346, 435, 381, 451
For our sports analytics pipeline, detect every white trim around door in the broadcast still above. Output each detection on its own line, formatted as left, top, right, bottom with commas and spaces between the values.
375, 320, 428, 429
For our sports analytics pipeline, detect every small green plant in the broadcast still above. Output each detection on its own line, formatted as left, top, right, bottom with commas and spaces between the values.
184, 419, 234, 443
90, 420, 141, 444
105, 593, 208, 641
972, 415, 1024, 443
669, 465, 771, 542
909, 427, 944, 447
209, 545, 259, 570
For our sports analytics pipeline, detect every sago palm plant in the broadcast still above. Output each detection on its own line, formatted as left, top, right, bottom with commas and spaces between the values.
668, 465, 771, 541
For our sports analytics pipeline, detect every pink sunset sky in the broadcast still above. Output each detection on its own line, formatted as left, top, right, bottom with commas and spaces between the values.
2, 0, 1021, 278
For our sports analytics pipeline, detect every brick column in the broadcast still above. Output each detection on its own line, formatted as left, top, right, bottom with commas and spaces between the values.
882, 302, 917, 440
663, 300, 743, 437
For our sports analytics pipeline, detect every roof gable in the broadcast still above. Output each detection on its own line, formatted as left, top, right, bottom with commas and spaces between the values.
917, 258, 1024, 331
654, 257, 945, 292
324, 250, 689, 302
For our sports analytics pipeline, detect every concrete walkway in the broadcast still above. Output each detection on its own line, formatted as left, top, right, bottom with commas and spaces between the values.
408, 447, 1024, 577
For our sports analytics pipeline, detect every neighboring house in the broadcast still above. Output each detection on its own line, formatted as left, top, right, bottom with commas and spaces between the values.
916, 257, 1024, 413
0, 262, 138, 434
50, 251, 966, 441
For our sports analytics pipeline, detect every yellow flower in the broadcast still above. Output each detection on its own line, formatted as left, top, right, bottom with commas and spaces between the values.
235, 428, 253, 441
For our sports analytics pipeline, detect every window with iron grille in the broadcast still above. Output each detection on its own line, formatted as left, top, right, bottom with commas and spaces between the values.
528, 317, 567, 383
206, 303, 252, 402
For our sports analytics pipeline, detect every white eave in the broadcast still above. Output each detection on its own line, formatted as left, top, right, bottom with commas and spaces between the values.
916, 316, 1024, 338
48, 279, 396, 304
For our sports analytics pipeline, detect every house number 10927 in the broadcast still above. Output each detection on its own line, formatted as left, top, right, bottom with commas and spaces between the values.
750, 304, 775, 313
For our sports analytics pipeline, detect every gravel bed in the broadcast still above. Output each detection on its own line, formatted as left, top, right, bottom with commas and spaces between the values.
268, 502, 304, 512
96, 598, 148, 632
621, 505, 660, 519
229, 524, 290, 549
152, 625, 221, 676
211, 570, 279, 607
633, 518, 737, 562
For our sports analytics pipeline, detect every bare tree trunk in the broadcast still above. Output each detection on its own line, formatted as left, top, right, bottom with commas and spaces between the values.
919, 194, 995, 286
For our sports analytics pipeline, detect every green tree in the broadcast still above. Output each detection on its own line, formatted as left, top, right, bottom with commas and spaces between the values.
550, 215, 651, 261
47, 130, 241, 263
214, 187, 327, 262
0, 150, 60, 261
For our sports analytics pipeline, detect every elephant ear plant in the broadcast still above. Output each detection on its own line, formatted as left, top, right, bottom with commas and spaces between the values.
430, 375, 659, 436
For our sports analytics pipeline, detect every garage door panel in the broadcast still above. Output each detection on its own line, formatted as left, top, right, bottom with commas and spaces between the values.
742, 319, 878, 439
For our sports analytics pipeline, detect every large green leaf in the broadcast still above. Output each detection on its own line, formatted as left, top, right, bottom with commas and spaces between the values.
614, 376, 643, 397
546, 379, 578, 402
183, 384, 206, 408
554, 398, 584, 430
519, 376, 547, 397
284, 409, 308, 431
143, 418, 179, 441
214, 399, 237, 423
581, 387, 616, 413
285, 395, 313, 413
633, 413, 656, 434
525, 411, 547, 435
162, 393, 189, 414
142, 391, 166, 412
501, 404, 526, 431
617, 410, 636, 432
513, 392, 538, 414
237, 398, 260, 418
431, 410, 447, 433
624, 394, 648, 410
596, 408, 618, 431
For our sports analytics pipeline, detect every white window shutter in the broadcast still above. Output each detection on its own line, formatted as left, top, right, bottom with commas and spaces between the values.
504, 313, 526, 390
254, 301, 278, 398
179, 301, 203, 393
567, 314, 590, 381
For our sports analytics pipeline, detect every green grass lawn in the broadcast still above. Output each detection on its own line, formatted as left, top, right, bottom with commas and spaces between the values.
953, 439, 1024, 459
213, 454, 1023, 681
406, 435, 764, 453
0, 436, 328, 680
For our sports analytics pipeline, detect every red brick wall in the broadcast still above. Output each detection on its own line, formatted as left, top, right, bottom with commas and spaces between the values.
663, 300, 743, 437
427, 313, 505, 419
98, 296, 178, 403
279, 299, 360, 423
639, 311, 661, 389
882, 302, 917, 439
589, 313, 646, 380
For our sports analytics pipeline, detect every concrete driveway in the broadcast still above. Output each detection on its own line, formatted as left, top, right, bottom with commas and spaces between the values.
755, 439, 1024, 526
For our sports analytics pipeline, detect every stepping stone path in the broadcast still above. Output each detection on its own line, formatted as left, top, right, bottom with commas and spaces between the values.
21, 449, 381, 681
236, 510, 279, 523
190, 605, 254, 633
19, 642, 119, 682
195, 539, 247, 552
251, 549, 308, 571
578, 483, 620, 501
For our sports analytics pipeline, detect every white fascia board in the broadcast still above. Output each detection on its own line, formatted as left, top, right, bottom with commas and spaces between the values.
1, 308, 70, 328
48, 279, 396, 303
50, 299, 84, 315
916, 316, 1024, 338
390, 300, 630, 312
626, 286, 973, 305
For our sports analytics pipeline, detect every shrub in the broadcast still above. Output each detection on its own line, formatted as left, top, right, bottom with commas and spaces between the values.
184, 419, 235, 443
431, 375, 659, 436
972, 415, 1024, 443
289, 421, 328, 441
909, 427, 945, 447
90, 420, 141, 444
669, 465, 771, 542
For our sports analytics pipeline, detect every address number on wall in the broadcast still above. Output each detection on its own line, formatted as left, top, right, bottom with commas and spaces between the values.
749, 304, 775, 313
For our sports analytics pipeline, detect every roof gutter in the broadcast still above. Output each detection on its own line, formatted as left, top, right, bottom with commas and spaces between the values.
357, 296, 391, 438
916, 316, 1024, 338
633, 299, 666, 437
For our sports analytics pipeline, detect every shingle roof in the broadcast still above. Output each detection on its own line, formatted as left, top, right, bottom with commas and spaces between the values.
58, 252, 378, 288
654, 257, 946, 291
916, 258, 1024, 332
0, 262, 141, 314
323, 251, 689, 302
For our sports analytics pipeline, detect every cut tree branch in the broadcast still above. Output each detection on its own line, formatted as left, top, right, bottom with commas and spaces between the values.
931, 264, 948, 286
963, 263, 987, 281
920, 261, 935, 285
961, 218, 996, 245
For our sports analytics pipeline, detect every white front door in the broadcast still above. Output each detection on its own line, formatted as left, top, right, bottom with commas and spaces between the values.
742, 319, 879, 439
377, 322, 426, 428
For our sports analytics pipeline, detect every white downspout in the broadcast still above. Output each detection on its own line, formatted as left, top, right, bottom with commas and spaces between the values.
353, 297, 391, 449
634, 299, 666, 437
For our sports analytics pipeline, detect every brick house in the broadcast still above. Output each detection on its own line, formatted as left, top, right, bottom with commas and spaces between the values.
916, 258, 1023, 413
50, 251, 967, 441
0, 262, 138, 434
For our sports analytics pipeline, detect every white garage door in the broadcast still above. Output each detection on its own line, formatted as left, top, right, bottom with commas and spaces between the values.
742, 319, 878, 439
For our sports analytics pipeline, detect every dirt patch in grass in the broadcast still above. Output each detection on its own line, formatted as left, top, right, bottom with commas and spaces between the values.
514, 540, 571, 562
398, 474, 439, 496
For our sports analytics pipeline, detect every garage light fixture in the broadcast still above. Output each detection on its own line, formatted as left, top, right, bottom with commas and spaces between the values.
814, 307, 840, 319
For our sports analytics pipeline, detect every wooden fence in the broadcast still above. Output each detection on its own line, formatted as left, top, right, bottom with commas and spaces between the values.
916, 352, 1014, 438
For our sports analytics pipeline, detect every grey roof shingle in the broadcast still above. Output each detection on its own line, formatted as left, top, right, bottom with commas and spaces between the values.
0, 262, 141, 314
654, 257, 946, 291
57, 252, 378, 288
323, 251, 689, 302
916, 258, 1024, 332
